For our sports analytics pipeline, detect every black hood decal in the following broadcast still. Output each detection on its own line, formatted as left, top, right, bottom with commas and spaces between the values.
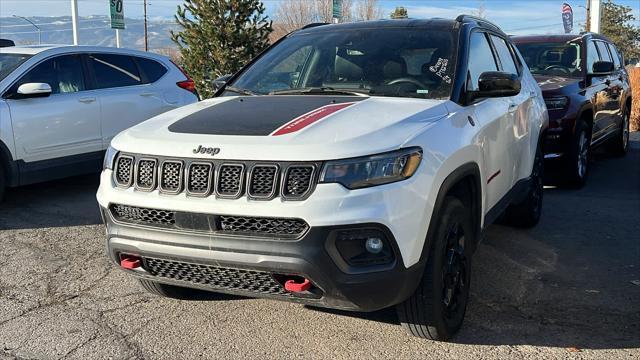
168, 95, 366, 136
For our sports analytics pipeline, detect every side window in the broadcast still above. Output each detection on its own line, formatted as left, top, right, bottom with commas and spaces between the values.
467, 32, 498, 91
595, 41, 612, 62
90, 53, 142, 89
17, 54, 85, 95
607, 43, 621, 69
586, 41, 600, 73
490, 35, 519, 75
136, 57, 168, 83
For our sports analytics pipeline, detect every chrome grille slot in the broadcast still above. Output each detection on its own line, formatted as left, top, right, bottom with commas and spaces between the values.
248, 165, 278, 198
135, 158, 157, 191
159, 160, 183, 193
216, 164, 244, 197
114, 155, 133, 187
187, 162, 213, 196
283, 166, 314, 198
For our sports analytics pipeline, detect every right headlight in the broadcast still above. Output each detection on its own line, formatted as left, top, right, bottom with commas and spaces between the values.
319, 147, 422, 190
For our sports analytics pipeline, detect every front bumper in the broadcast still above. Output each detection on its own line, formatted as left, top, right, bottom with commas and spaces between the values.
102, 207, 424, 311
97, 169, 433, 311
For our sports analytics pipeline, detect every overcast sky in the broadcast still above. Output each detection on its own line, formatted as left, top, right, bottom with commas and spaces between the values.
1, 0, 639, 35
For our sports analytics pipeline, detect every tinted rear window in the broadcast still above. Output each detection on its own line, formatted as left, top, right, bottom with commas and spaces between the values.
0, 53, 32, 81
136, 57, 168, 83
90, 53, 142, 89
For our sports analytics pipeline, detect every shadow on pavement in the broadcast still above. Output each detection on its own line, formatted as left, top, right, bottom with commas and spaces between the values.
0, 173, 102, 230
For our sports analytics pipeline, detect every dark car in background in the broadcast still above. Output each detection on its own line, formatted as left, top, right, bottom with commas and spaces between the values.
513, 33, 632, 187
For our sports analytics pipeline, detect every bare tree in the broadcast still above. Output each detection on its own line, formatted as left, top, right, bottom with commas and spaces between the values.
354, 0, 383, 21
274, 0, 354, 37
315, 0, 353, 23
474, 1, 486, 18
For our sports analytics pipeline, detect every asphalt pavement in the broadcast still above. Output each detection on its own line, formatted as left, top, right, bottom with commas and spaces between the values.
1, 134, 639, 359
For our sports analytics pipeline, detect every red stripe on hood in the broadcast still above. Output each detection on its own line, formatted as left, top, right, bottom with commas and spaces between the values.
270, 102, 356, 136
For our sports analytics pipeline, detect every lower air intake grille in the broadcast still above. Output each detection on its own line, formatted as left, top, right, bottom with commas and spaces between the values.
219, 215, 309, 237
111, 204, 175, 226
143, 257, 290, 296
109, 204, 308, 238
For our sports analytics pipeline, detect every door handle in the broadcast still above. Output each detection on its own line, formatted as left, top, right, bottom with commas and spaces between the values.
139, 92, 155, 97
508, 103, 518, 113
605, 79, 611, 86
529, 91, 537, 98
78, 97, 96, 103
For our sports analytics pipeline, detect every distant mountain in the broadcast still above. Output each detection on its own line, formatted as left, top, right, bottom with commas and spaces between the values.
0, 16, 179, 51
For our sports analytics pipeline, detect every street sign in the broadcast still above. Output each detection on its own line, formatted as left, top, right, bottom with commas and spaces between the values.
110, 0, 125, 30
332, 0, 342, 19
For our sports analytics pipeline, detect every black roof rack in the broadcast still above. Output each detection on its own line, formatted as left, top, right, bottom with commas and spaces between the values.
455, 14, 504, 34
301, 23, 329, 30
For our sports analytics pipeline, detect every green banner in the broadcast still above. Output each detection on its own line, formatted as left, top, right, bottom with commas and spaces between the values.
110, 0, 125, 29
332, 0, 342, 19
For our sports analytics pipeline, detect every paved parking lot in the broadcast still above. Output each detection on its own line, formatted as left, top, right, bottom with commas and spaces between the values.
1, 135, 639, 359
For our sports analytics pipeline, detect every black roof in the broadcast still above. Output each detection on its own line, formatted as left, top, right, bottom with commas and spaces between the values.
293, 16, 506, 36
512, 32, 614, 44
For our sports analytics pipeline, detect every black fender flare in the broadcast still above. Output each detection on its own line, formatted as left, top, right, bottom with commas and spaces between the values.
412, 162, 482, 270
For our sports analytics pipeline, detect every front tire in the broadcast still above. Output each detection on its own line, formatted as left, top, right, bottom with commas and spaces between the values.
396, 197, 472, 341
0, 165, 6, 203
505, 145, 543, 228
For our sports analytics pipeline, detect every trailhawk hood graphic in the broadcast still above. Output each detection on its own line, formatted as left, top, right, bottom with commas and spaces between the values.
113, 95, 451, 161
168, 96, 363, 136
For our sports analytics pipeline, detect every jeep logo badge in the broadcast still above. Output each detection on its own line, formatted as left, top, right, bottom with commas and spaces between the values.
193, 145, 221, 156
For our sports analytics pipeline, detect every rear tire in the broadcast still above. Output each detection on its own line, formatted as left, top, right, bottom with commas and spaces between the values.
396, 197, 473, 341
138, 279, 212, 300
610, 105, 630, 157
504, 145, 543, 228
565, 121, 590, 188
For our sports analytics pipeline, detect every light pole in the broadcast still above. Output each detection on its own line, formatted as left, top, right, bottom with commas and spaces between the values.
13, 15, 41, 44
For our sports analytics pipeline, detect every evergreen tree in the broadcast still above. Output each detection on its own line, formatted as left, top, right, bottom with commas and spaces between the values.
171, 0, 273, 98
390, 6, 408, 19
600, 0, 640, 62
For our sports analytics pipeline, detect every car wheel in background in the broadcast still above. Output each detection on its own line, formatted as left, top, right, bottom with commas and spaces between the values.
505, 145, 543, 228
396, 197, 472, 341
566, 121, 590, 188
610, 106, 630, 157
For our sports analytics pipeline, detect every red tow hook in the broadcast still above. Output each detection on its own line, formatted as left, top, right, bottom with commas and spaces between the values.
120, 255, 141, 270
284, 278, 312, 293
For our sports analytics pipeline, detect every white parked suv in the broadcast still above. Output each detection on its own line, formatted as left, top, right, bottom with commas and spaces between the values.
97, 16, 548, 340
0, 45, 198, 200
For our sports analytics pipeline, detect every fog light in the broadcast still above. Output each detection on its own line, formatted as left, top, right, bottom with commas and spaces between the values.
365, 237, 384, 254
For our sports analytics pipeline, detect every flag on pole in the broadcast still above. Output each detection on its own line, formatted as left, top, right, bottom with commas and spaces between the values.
562, 3, 573, 33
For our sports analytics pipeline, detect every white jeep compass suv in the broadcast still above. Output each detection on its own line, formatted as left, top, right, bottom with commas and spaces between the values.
97, 16, 548, 341
0, 45, 198, 200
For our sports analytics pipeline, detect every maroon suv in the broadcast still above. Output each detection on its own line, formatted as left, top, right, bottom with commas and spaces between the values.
513, 33, 632, 187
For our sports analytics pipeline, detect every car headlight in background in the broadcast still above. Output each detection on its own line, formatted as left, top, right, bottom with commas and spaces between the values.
103, 146, 118, 170
544, 96, 569, 110
319, 147, 422, 189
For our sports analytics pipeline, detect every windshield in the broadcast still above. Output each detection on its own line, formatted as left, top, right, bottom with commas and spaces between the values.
0, 53, 32, 81
228, 28, 456, 100
515, 42, 582, 77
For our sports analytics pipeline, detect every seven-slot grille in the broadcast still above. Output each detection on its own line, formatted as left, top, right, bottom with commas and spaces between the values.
112, 153, 317, 200
109, 204, 309, 238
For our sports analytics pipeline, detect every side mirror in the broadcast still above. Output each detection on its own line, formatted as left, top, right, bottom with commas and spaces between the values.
591, 61, 614, 75
212, 74, 232, 91
468, 71, 520, 102
16, 83, 52, 98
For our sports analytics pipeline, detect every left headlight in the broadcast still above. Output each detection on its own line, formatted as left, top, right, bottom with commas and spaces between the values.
544, 96, 569, 110
319, 147, 422, 190
103, 145, 118, 170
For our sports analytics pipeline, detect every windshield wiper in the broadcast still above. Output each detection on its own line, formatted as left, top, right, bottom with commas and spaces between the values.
269, 87, 369, 96
224, 86, 259, 96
